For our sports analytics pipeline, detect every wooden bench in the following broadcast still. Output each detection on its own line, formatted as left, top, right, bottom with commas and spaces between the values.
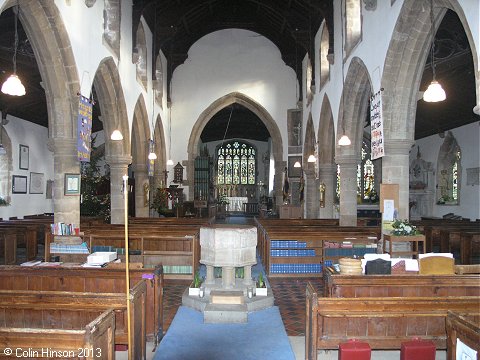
446, 311, 480, 360
0, 309, 115, 359
323, 267, 480, 297
305, 281, 480, 360
0, 264, 163, 346
0, 281, 146, 359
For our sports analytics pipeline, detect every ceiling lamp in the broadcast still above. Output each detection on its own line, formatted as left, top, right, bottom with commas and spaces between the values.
423, 0, 446, 103
307, 154, 316, 163
338, 134, 351, 146
1, 4, 26, 96
166, 159, 174, 166
294, 161, 301, 168
110, 129, 123, 141
148, 139, 157, 160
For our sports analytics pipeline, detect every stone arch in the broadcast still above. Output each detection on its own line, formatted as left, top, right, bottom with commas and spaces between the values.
131, 95, 150, 168
133, 20, 148, 90
317, 95, 336, 218
381, 0, 478, 218
93, 57, 130, 158
5, 1, 81, 223
8, 1, 80, 138
317, 95, 335, 165
153, 114, 167, 188
336, 57, 372, 159
187, 92, 283, 202
131, 95, 150, 217
382, 0, 478, 140
335, 57, 372, 225
93, 57, 131, 223
303, 114, 316, 170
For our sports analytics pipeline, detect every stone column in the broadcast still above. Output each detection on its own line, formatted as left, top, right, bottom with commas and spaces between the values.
47, 138, 80, 225
318, 164, 337, 218
106, 155, 132, 224
205, 265, 215, 285
132, 163, 149, 217
304, 168, 317, 218
243, 265, 253, 286
335, 154, 359, 226
273, 160, 286, 210
222, 266, 235, 289
383, 139, 414, 219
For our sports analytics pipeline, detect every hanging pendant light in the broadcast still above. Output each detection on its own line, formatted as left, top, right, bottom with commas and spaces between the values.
338, 134, 351, 146
307, 154, 316, 163
423, 0, 446, 102
1, 4, 26, 96
111, 129, 123, 141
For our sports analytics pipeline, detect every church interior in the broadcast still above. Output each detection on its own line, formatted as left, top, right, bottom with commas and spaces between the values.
0, 0, 478, 359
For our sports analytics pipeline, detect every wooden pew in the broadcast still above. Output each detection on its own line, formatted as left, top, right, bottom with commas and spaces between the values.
446, 311, 480, 360
305, 282, 480, 360
0, 309, 115, 359
0, 281, 147, 359
323, 267, 480, 297
0, 264, 163, 346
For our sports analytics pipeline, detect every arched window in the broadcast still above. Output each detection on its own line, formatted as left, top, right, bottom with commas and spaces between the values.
319, 22, 330, 90
436, 131, 461, 205
217, 141, 256, 185
344, 0, 362, 58
335, 140, 379, 203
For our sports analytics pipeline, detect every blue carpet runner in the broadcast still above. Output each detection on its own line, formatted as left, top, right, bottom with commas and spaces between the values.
154, 306, 295, 360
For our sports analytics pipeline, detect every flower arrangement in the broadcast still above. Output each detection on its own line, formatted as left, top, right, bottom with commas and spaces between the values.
150, 187, 170, 214
390, 219, 420, 236
217, 193, 229, 205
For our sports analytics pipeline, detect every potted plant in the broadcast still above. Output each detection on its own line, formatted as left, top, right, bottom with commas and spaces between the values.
189, 271, 203, 296
255, 273, 268, 296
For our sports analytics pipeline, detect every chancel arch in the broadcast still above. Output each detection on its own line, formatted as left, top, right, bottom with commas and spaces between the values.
187, 92, 283, 206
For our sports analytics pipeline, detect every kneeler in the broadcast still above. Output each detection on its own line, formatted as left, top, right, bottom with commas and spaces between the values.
338, 339, 371, 360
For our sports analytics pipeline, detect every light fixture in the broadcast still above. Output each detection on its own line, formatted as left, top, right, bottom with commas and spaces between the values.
166, 159, 174, 166
337, 0, 351, 146
1, 4, 26, 96
148, 139, 157, 160
338, 134, 351, 146
294, 161, 301, 168
110, 129, 123, 141
307, 154, 316, 163
423, 0, 446, 102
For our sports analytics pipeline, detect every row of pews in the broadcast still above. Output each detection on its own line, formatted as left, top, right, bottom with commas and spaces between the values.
253, 217, 479, 359
0, 215, 214, 359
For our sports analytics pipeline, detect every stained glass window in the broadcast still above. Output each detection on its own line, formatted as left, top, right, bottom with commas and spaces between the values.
336, 141, 378, 203
217, 141, 256, 185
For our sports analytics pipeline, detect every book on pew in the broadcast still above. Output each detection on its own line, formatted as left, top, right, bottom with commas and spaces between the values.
20, 260, 42, 267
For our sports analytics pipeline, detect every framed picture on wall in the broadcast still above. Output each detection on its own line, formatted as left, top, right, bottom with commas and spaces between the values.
12, 175, 27, 194
19, 145, 29, 170
64, 173, 81, 195
29, 172, 44, 194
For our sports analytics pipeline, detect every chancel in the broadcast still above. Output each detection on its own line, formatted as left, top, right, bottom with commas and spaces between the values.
0, 0, 478, 359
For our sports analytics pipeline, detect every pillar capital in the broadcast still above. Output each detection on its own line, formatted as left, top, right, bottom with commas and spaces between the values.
105, 155, 132, 168
334, 154, 360, 166
46, 137, 76, 155
384, 139, 414, 155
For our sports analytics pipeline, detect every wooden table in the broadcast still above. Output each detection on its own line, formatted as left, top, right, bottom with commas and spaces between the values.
383, 234, 425, 259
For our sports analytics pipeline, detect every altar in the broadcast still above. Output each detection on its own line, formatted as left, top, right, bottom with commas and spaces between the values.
226, 197, 248, 212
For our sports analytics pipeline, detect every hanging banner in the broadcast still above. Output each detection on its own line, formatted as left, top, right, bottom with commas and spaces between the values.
77, 95, 93, 162
370, 90, 385, 160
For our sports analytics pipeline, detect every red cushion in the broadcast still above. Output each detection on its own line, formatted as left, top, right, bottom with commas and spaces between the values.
401, 339, 436, 360
338, 340, 371, 360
